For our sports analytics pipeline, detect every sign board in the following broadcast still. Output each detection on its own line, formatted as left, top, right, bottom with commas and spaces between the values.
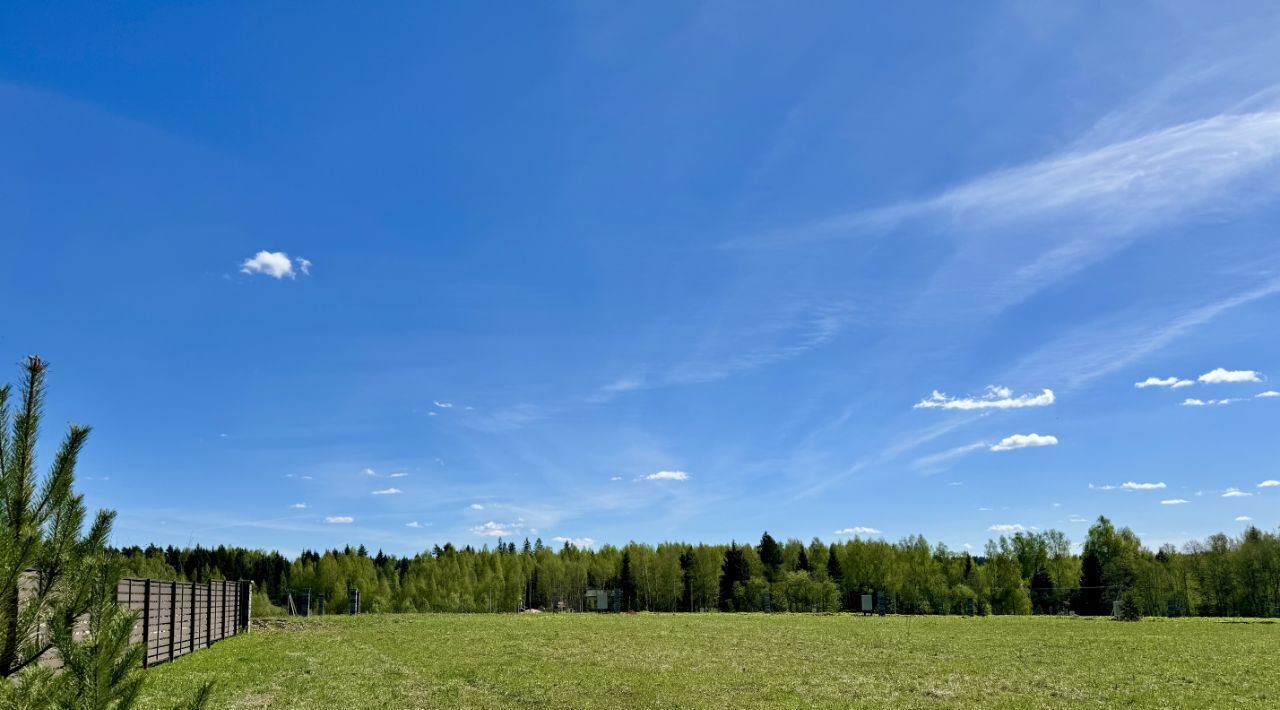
861, 594, 873, 613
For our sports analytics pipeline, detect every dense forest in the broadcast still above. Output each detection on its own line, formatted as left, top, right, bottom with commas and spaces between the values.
114, 517, 1280, 618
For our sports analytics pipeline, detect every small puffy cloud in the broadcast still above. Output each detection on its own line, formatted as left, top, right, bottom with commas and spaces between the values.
1135, 376, 1194, 389
1222, 488, 1253, 498
371, 488, 402, 495
1198, 368, 1262, 384
834, 526, 881, 535
644, 470, 690, 481
240, 251, 308, 279
915, 386, 1054, 411
296, 258, 311, 275
610, 476, 623, 481
553, 536, 595, 548
988, 524, 1027, 533
362, 468, 376, 476
469, 504, 485, 510
472, 521, 520, 537
289, 502, 307, 509
1258, 480, 1280, 488
1121, 481, 1166, 491
1235, 516, 1253, 522
405, 521, 424, 528
1257, 391, 1280, 398
433, 401, 453, 409
990, 433, 1058, 452
325, 516, 354, 524
1160, 499, 1190, 505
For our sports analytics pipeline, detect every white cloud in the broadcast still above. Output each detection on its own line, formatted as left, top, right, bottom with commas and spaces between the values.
388, 472, 409, 478
1257, 391, 1280, 398
1235, 516, 1253, 522
1181, 398, 1240, 406
915, 386, 1054, 411
990, 433, 1058, 452
296, 257, 311, 275
1222, 488, 1253, 498
405, 521, 424, 528
644, 470, 690, 481
1067, 515, 1088, 523
1198, 368, 1262, 384
433, 400, 453, 409
240, 251, 307, 279
988, 524, 1027, 533
325, 516, 354, 524
1089, 484, 1117, 491
472, 521, 520, 537
834, 526, 881, 535
469, 504, 484, 510
289, 502, 307, 509
552, 536, 596, 548
362, 468, 376, 476
1121, 481, 1167, 491
1258, 480, 1280, 488
1160, 499, 1190, 505
610, 476, 623, 481
371, 488, 402, 495
1135, 376, 1194, 389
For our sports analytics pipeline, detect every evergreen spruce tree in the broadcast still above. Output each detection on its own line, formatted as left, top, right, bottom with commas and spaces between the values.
758, 532, 782, 583
619, 550, 636, 611
719, 544, 749, 611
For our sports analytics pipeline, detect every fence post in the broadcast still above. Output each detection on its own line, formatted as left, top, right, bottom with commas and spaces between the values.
240, 580, 252, 634
220, 581, 227, 640
189, 582, 197, 656
168, 580, 177, 662
141, 579, 151, 669
205, 580, 213, 648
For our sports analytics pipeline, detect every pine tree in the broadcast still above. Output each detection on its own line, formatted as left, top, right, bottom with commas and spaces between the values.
0, 357, 210, 708
0, 356, 113, 679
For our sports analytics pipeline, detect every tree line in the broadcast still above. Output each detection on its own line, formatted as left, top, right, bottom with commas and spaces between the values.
116, 518, 1280, 618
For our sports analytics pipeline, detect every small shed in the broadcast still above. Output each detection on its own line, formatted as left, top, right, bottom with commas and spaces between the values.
584, 589, 621, 612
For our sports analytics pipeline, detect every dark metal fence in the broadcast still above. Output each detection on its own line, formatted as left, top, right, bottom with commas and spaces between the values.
116, 577, 251, 667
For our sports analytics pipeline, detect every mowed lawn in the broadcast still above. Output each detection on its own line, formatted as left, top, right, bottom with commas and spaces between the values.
136, 614, 1277, 709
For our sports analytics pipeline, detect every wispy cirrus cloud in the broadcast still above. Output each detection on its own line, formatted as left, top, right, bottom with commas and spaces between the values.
1135, 376, 1194, 389
834, 526, 881, 535
324, 516, 353, 524
1122, 481, 1167, 491
371, 488, 402, 495
1181, 398, 1241, 407
988, 524, 1027, 533
1161, 499, 1190, 505
914, 386, 1054, 411
643, 470, 690, 482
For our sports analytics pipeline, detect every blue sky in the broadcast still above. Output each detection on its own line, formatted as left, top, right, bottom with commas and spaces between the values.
3, 2, 1278, 556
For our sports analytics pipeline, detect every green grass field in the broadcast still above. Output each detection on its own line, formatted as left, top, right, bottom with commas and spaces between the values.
136, 614, 1277, 709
